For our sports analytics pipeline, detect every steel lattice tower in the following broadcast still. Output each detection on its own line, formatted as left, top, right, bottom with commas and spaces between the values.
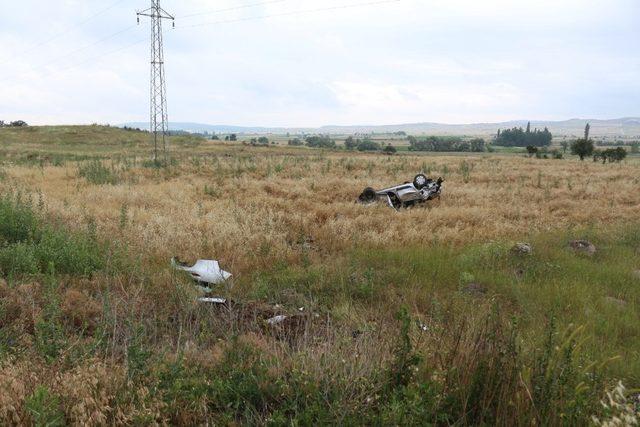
137, 1, 174, 165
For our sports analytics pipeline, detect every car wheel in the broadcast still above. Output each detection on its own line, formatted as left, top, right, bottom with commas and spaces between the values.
359, 187, 377, 203
413, 174, 428, 190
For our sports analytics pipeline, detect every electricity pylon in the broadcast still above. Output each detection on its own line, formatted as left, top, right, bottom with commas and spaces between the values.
137, 1, 174, 165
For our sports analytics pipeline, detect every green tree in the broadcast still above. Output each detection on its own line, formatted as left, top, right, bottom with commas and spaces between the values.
561, 141, 569, 153
229, 134, 237, 141
356, 138, 381, 151
344, 136, 358, 150
526, 145, 538, 157
603, 147, 627, 163
571, 138, 594, 161
495, 126, 552, 147
584, 123, 591, 141
305, 135, 336, 149
469, 138, 486, 152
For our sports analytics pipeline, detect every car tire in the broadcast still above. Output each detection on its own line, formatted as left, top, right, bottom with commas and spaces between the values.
359, 187, 377, 203
413, 174, 428, 190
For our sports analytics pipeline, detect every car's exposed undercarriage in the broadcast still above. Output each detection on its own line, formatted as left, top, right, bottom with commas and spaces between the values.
358, 174, 444, 210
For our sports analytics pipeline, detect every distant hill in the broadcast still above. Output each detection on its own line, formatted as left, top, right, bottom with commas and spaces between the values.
0, 125, 204, 156
121, 118, 640, 138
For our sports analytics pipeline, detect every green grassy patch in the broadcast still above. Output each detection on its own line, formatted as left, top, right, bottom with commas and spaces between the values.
249, 224, 640, 383
0, 194, 107, 277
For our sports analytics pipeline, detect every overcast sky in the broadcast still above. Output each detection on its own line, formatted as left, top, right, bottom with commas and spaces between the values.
0, 0, 638, 126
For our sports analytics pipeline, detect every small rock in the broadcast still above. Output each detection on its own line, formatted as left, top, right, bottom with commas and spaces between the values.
569, 240, 597, 256
511, 243, 532, 256
462, 283, 487, 297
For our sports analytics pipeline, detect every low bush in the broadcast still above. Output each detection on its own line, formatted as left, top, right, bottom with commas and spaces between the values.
78, 160, 120, 185
0, 194, 105, 277
305, 135, 336, 149
25, 386, 65, 427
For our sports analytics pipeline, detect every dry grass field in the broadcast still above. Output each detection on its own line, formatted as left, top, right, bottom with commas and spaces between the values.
1, 126, 639, 425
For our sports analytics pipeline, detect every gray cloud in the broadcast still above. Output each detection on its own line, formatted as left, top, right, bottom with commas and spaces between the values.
0, 0, 638, 125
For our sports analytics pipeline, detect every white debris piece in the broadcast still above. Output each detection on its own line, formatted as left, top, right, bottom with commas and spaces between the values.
266, 315, 288, 326
198, 297, 227, 304
172, 258, 232, 285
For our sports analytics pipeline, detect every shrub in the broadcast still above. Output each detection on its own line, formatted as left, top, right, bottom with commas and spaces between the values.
35, 266, 67, 361
571, 138, 594, 161
386, 307, 422, 391
305, 135, 335, 149
0, 194, 40, 244
34, 228, 104, 275
344, 136, 357, 150
383, 144, 397, 155
470, 138, 486, 152
593, 147, 627, 164
408, 136, 485, 152
605, 147, 627, 163
78, 161, 120, 185
25, 386, 65, 427
0, 242, 39, 276
0, 194, 105, 278
356, 138, 381, 151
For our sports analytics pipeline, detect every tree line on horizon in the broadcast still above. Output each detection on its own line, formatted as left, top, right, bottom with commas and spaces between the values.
0, 120, 28, 127
494, 122, 553, 147
408, 135, 487, 152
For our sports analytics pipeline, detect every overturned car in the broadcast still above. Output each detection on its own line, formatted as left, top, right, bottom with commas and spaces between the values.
358, 174, 444, 209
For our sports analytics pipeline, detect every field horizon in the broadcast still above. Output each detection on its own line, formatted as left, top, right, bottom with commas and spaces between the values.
117, 116, 640, 138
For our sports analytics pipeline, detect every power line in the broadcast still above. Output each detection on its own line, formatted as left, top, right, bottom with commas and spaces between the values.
2, 0, 404, 103
0, 24, 139, 85
0, 37, 146, 86
0, 0, 127, 66
57, 39, 147, 75
179, 0, 287, 19
178, 0, 402, 29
